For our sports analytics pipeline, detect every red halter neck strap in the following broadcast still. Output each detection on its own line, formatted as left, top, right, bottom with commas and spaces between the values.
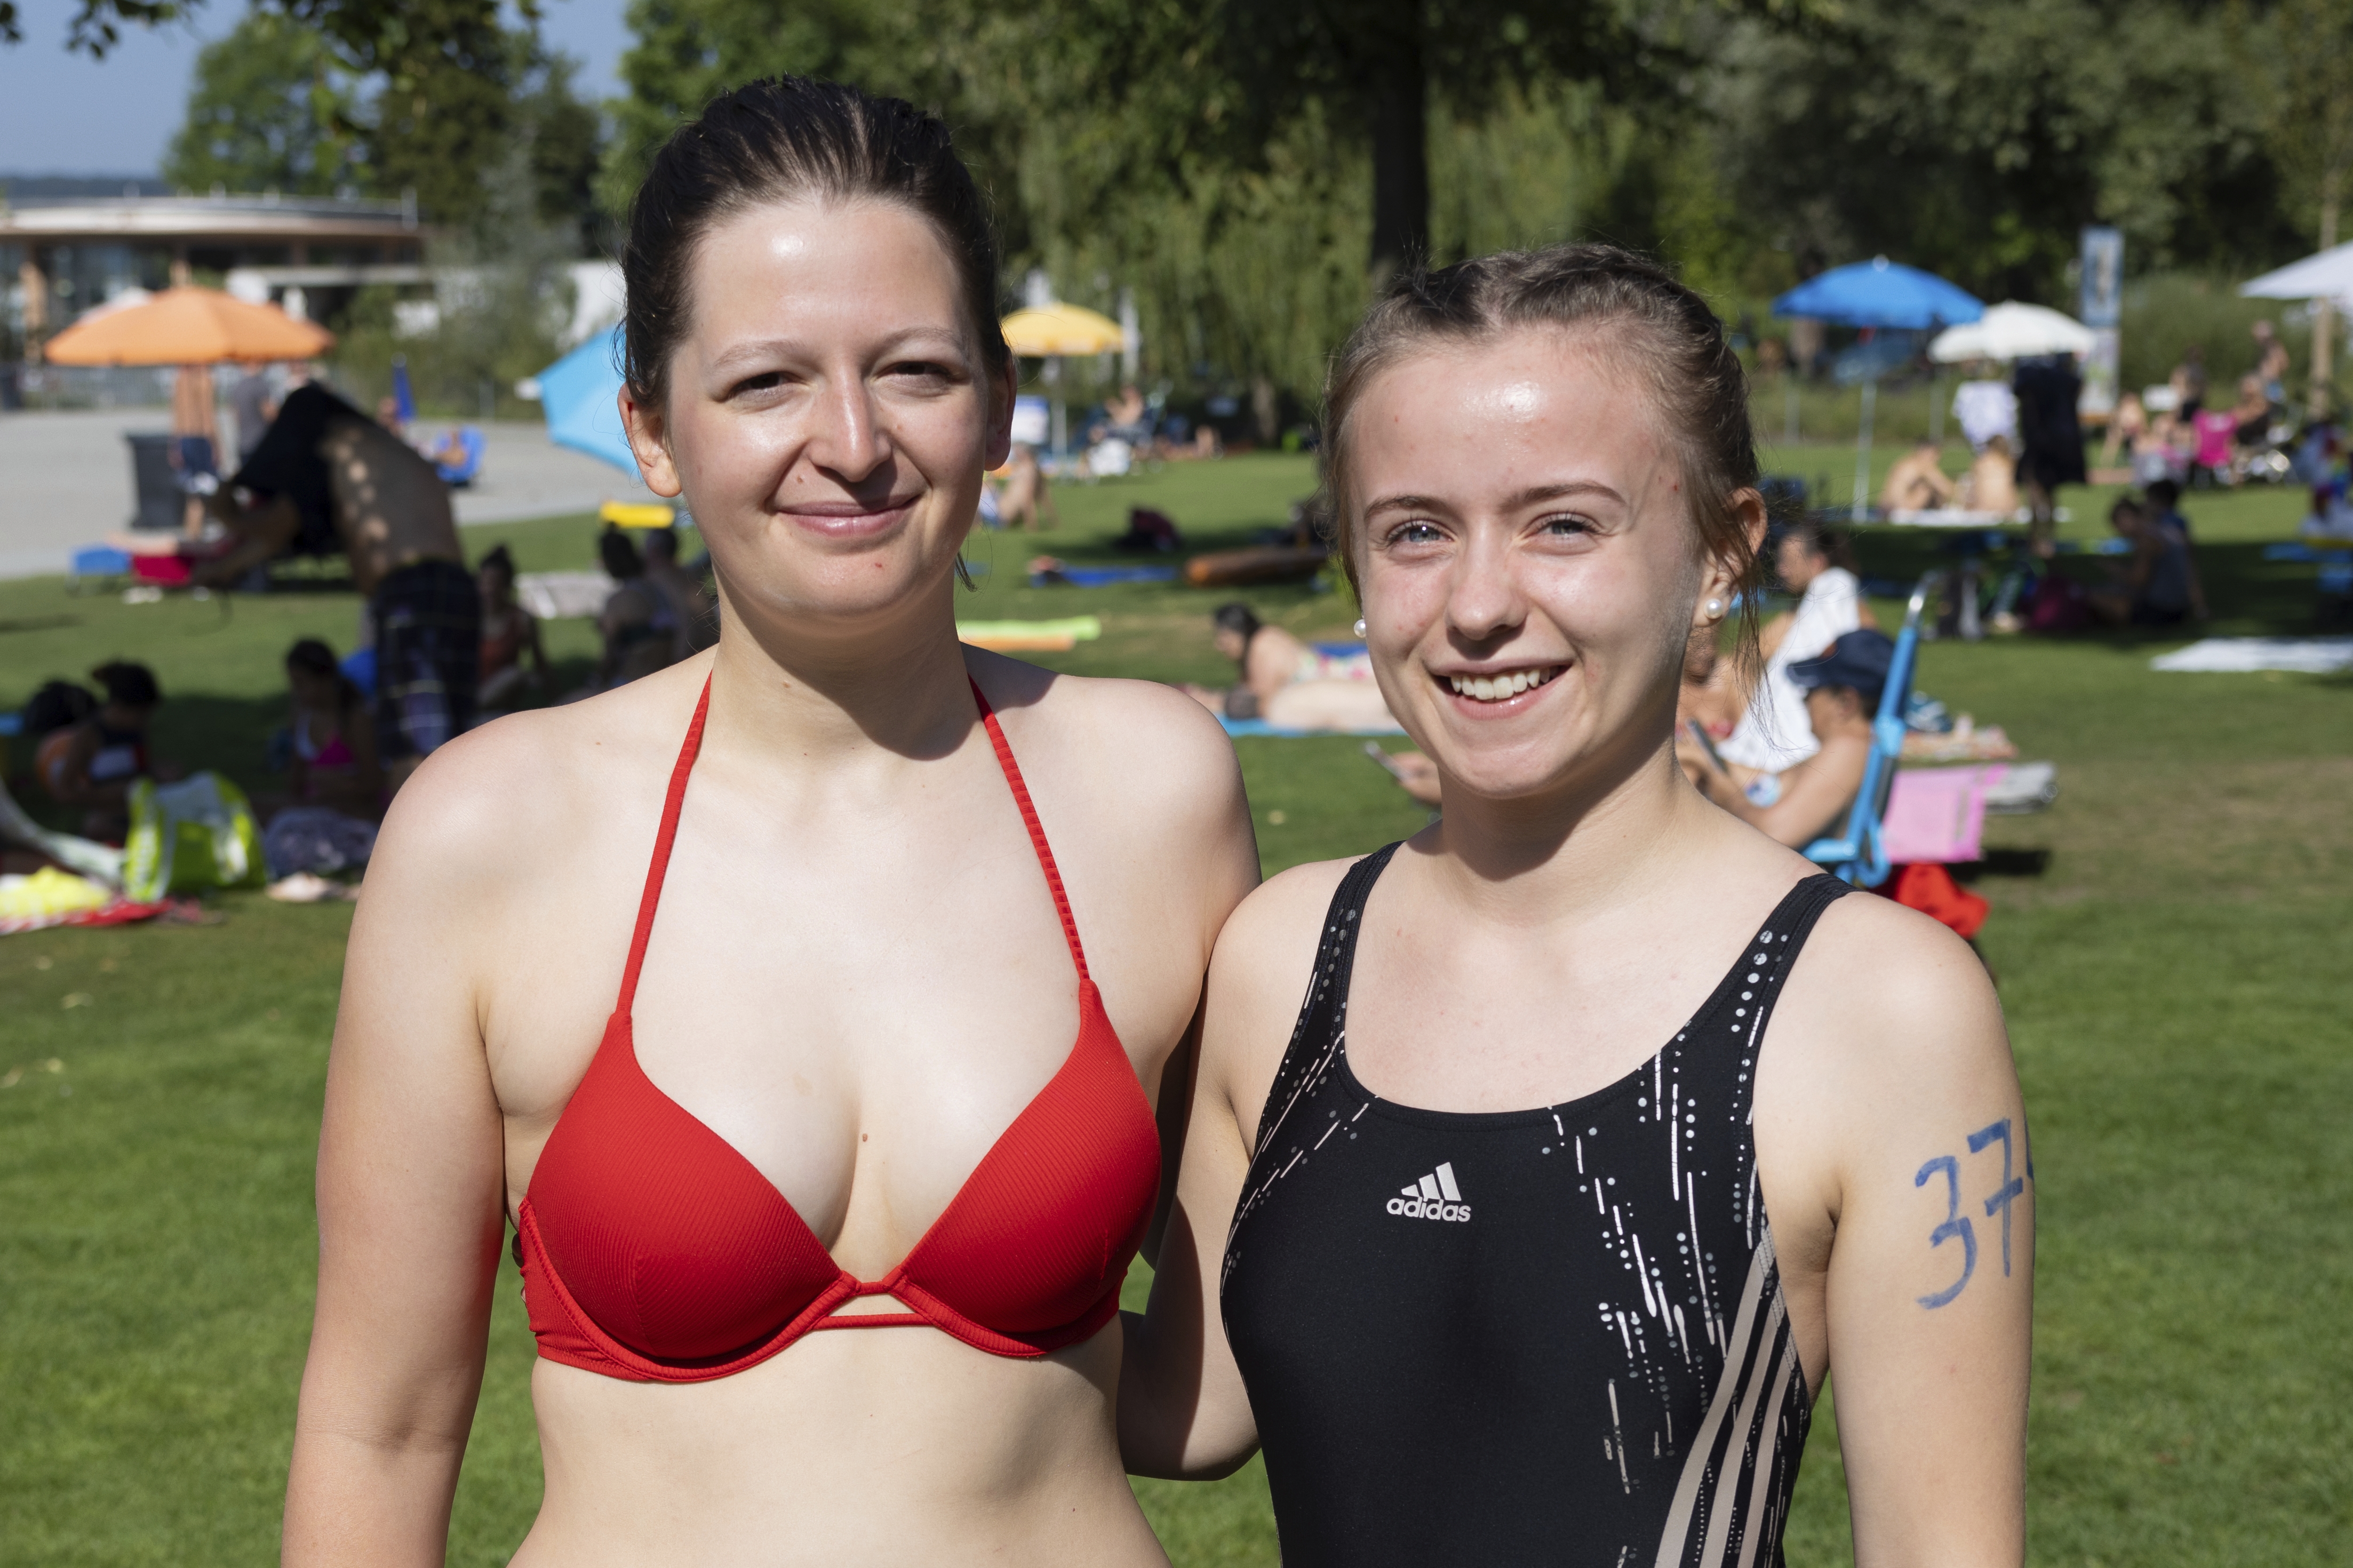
615, 674, 1089, 1015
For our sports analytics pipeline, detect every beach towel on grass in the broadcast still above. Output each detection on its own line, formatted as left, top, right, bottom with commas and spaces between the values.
2150, 637, 2353, 674
958, 617, 1103, 652
1219, 715, 1405, 738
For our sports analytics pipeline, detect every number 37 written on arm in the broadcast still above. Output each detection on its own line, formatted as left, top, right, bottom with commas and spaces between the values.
1912, 1118, 2029, 1310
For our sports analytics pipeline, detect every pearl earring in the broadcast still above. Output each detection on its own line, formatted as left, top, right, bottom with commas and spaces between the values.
1353, 618, 1368, 638
1705, 598, 1724, 619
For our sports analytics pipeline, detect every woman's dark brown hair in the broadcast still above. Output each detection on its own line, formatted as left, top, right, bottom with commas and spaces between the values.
1319, 244, 1766, 674
621, 76, 1010, 412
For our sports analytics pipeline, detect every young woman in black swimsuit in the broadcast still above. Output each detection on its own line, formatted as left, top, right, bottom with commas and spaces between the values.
1123, 247, 2031, 1566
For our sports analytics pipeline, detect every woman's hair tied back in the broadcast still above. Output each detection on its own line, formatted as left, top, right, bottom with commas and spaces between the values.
621, 75, 1009, 414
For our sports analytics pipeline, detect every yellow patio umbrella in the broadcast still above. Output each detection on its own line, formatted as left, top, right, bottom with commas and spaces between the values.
1000, 302, 1128, 459
999, 302, 1124, 357
42, 285, 335, 366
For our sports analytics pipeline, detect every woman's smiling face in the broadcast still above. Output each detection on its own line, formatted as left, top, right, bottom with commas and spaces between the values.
1348, 325, 1735, 801
623, 196, 1011, 634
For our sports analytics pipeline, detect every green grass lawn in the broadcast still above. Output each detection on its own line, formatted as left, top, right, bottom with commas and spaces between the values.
3, 454, 2348, 1564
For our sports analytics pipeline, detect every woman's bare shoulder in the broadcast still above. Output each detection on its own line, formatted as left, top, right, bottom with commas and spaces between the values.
1772, 885, 2013, 1117
365, 662, 708, 905
971, 654, 1246, 828
1207, 859, 1359, 1019
1199, 857, 1361, 1115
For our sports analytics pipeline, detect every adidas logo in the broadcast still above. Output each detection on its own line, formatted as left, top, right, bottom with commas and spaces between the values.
1384, 1162, 1472, 1222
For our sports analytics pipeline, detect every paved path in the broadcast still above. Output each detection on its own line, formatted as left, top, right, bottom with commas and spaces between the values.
0, 410, 661, 580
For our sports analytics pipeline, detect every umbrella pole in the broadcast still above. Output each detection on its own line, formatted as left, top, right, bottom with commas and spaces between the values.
1046, 356, 1066, 462
1929, 366, 1945, 450
1852, 377, 1876, 523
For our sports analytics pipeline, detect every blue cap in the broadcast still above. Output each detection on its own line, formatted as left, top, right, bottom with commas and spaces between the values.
1786, 629, 1894, 703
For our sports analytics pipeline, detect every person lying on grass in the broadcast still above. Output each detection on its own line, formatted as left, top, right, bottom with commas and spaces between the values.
1181, 601, 1398, 731
1120, 243, 2031, 1568
1682, 629, 1891, 849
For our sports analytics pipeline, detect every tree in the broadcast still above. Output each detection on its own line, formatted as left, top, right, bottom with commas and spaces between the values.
1202, 0, 1673, 287
2261, 0, 2353, 414
5, 1, 593, 235
1708, 0, 2301, 302
161, 11, 362, 197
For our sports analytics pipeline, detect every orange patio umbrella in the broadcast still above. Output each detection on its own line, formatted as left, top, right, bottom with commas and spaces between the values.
42, 285, 335, 366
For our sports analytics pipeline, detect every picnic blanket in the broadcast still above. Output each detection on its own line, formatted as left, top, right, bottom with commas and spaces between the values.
1027, 564, 1177, 588
0, 867, 181, 937
2149, 637, 2353, 674
958, 617, 1103, 652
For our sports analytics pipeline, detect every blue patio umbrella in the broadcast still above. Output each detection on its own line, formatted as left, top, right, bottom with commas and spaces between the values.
1774, 259, 1984, 520
534, 324, 642, 477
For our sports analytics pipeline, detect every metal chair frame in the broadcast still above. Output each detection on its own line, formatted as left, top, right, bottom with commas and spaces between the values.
1801, 571, 1940, 886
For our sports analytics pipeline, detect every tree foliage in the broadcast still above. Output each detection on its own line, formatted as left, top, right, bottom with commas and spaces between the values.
13, 0, 601, 241
1709, 0, 2304, 300
161, 11, 362, 197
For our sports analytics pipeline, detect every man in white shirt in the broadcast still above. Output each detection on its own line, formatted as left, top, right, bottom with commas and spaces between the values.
1720, 521, 1869, 774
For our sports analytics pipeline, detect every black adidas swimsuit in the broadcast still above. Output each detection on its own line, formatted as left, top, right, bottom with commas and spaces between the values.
1222, 844, 1848, 1567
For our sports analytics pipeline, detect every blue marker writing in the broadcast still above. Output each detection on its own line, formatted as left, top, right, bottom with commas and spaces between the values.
1914, 1155, 1976, 1309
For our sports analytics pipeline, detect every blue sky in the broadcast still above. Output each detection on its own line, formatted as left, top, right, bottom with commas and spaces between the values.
0, 0, 632, 177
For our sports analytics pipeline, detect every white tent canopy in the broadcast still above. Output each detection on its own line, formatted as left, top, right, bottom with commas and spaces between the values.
2240, 241, 2353, 303
1929, 301, 2096, 363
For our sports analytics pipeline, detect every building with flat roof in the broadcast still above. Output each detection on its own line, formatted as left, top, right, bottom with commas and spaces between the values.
2, 189, 428, 355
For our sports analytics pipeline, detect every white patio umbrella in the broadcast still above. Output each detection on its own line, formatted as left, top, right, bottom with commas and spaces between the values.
2243, 241, 2353, 416
1929, 302, 2096, 363
2240, 240, 2353, 305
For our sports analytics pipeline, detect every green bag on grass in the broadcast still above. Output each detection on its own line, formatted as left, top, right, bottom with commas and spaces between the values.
123, 773, 267, 901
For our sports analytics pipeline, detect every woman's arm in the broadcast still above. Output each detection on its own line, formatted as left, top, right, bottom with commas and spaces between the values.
1121, 866, 1342, 1481
283, 764, 512, 1565
1688, 741, 1866, 849
1766, 900, 2031, 1567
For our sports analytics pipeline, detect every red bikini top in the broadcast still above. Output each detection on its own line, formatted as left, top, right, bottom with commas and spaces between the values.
516, 677, 1161, 1381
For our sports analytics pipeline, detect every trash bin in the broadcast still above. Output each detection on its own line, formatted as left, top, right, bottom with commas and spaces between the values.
126, 431, 180, 531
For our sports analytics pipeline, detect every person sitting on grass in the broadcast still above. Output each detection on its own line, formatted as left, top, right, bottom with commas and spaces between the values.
283, 639, 383, 818
1182, 601, 1394, 731
1684, 629, 1890, 847
2088, 494, 2206, 628
1677, 619, 1748, 747
640, 525, 717, 656
1959, 431, 2021, 515
475, 546, 548, 712
1718, 518, 1869, 774
1880, 436, 1957, 511
36, 661, 173, 843
585, 525, 681, 695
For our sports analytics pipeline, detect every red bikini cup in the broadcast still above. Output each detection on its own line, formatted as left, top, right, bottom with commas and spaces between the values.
517, 678, 1162, 1380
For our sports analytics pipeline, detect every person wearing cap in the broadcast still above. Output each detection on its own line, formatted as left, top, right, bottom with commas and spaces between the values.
1685, 629, 1891, 848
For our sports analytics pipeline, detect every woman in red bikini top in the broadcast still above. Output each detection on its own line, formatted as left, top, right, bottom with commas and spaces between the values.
284, 78, 1259, 1566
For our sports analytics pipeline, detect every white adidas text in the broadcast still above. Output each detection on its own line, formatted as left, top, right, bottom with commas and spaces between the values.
1384, 1162, 1472, 1222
